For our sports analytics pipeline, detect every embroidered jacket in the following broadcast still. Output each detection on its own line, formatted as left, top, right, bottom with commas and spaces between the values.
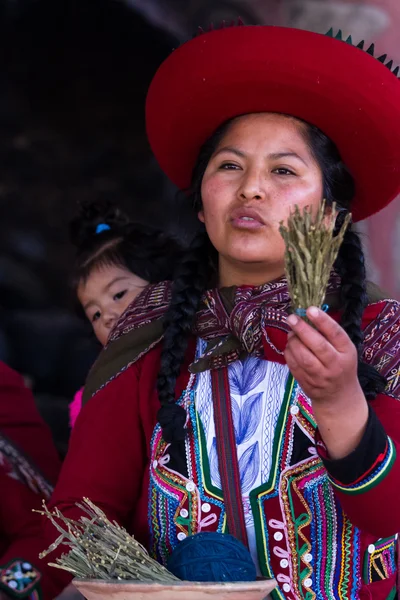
46, 297, 400, 600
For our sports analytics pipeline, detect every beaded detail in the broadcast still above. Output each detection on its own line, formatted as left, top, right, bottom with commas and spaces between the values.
0, 560, 41, 599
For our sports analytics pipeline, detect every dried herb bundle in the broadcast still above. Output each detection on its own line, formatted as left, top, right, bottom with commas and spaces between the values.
279, 202, 351, 316
38, 498, 179, 582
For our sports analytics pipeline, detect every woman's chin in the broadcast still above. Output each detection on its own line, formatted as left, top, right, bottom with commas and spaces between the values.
224, 251, 279, 267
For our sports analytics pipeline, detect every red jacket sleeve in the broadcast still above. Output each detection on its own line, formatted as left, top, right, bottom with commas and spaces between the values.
0, 363, 60, 484
0, 362, 61, 600
318, 392, 400, 538
0, 468, 60, 599
317, 299, 400, 538
43, 361, 150, 595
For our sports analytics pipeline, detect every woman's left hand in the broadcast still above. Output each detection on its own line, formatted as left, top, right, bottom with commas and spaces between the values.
284, 306, 360, 404
284, 306, 369, 459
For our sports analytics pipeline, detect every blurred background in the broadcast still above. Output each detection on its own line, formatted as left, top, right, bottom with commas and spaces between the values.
0, 0, 398, 455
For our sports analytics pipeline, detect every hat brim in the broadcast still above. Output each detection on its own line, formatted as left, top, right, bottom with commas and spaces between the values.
146, 26, 400, 222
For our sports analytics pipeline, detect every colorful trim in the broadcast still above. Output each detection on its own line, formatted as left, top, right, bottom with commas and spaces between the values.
362, 536, 397, 584
248, 375, 369, 599
147, 354, 398, 599
250, 374, 295, 583
195, 410, 225, 504
328, 437, 396, 495
148, 381, 226, 565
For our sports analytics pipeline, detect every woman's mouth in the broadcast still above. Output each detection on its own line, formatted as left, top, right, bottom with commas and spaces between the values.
230, 208, 265, 230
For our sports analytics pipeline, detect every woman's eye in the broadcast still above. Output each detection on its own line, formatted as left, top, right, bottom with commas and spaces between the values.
92, 311, 101, 323
219, 162, 240, 170
113, 290, 127, 301
273, 167, 295, 176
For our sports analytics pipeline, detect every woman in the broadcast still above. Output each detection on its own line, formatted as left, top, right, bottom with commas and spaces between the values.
68, 199, 182, 426
46, 25, 400, 599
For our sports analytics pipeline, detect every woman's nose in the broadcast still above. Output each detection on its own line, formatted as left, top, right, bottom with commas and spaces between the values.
237, 168, 266, 202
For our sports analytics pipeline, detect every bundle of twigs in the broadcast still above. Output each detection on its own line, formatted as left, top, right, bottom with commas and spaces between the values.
38, 498, 179, 582
279, 202, 351, 317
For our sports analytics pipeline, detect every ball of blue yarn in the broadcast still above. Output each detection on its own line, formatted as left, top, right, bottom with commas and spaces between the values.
167, 532, 257, 582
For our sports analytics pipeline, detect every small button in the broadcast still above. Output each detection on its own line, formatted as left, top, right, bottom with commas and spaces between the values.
280, 559, 289, 568
8, 581, 18, 590
290, 405, 299, 416
22, 563, 32, 570
201, 503, 211, 513
152, 460, 158, 469
14, 573, 23, 580
283, 583, 291, 593
186, 481, 195, 492
304, 578, 313, 588
304, 553, 313, 563
274, 532, 283, 541
180, 508, 189, 519
177, 532, 187, 541
368, 544, 376, 554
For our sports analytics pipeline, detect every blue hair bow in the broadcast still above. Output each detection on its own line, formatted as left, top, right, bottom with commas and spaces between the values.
96, 223, 111, 234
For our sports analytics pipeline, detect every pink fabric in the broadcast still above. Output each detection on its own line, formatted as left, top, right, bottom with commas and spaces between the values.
69, 388, 83, 428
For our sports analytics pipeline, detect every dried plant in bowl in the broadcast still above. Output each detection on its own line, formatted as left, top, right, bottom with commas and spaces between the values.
279, 201, 351, 319
38, 498, 179, 582
38, 499, 277, 599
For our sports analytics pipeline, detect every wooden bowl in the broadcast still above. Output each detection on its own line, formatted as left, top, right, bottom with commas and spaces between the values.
73, 578, 276, 600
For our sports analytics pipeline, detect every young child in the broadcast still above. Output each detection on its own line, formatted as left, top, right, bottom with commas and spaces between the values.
68, 200, 181, 427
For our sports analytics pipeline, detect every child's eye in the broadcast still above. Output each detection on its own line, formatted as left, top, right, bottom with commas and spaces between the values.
92, 311, 101, 323
114, 290, 127, 301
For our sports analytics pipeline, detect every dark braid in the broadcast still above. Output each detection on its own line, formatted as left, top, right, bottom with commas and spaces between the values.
157, 231, 214, 442
335, 227, 367, 350
305, 123, 387, 398
156, 124, 228, 443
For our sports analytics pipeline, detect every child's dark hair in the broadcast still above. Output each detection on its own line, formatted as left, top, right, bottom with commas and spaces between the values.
157, 116, 387, 443
70, 200, 181, 289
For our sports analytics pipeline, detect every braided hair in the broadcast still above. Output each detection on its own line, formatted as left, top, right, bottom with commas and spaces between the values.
304, 124, 387, 398
70, 199, 182, 290
157, 116, 386, 444
155, 128, 226, 443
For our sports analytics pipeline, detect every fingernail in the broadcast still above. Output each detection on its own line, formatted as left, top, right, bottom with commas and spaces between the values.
287, 314, 298, 327
308, 306, 319, 318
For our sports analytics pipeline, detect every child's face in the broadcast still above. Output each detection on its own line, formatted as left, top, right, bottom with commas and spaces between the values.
77, 265, 148, 346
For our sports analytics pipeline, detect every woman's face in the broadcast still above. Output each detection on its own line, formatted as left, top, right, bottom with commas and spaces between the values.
77, 265, 148, 346
199, 113, 324, 286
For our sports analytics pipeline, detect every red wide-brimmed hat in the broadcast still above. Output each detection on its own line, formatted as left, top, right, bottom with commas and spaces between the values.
146, 25, 400, 221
